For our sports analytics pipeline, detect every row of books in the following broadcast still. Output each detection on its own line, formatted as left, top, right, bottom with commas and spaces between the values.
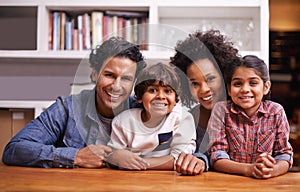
48, 10, 149, 51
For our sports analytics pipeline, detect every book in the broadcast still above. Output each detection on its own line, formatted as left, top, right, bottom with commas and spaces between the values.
48, 12, 53, 50
73, 29, 78, 50
104, 10, 148, 18
103, 15, 110, 41
65, 20, 72, 50
77, 15, 83, 50
52, 11, 60, 51
59, 12, 66, 50
91, 11, 103, 48
82, 13, 91, 50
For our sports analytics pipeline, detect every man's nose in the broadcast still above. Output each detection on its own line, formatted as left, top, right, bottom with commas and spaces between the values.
112, 78, 121, 91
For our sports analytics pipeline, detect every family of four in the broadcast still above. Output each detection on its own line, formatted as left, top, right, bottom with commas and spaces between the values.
2, 30, 293, 179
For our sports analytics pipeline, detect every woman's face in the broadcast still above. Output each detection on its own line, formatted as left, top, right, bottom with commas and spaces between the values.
186, 58, 225, 110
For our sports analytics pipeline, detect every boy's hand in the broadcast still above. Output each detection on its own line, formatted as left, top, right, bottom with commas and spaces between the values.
106, 149, 149, 170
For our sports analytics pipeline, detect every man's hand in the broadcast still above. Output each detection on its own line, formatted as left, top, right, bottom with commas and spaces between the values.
106, 149, 149, 170
74, 144, 112, 168
175, 153, 205, 175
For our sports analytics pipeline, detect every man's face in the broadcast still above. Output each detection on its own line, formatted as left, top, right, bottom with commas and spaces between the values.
94, 57, 137, 118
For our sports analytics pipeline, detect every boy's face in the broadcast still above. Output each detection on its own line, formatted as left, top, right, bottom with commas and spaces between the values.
93, 57, 137, 118
138, 81, 177, 121
227, 66, 270, 117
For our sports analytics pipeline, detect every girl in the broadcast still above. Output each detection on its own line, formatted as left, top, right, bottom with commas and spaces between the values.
207, 55, 293, 179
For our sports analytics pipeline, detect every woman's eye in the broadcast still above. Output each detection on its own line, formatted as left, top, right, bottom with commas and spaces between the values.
190, 82, 198, 87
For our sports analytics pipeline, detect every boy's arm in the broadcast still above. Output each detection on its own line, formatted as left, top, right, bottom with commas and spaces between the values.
144, 155, 174, 170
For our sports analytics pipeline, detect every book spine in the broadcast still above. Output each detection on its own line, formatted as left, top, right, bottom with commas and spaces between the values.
48, 12, 53, 50
60, 12, 66, 50
77, 15, 83, 51
91, 11, 103, 49
65, 21, 72, 50
52, 12, 60, 51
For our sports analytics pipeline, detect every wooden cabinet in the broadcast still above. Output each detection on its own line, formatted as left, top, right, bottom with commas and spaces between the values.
0, 108, 34, 161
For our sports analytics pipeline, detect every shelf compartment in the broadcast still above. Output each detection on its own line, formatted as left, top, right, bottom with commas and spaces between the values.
0, 6, 37, 50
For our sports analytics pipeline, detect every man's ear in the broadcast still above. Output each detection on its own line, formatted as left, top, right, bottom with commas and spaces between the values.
264, 81, 271, 95
91, 68, 98, 83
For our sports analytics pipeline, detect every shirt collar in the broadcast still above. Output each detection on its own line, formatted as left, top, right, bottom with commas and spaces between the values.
86, 88, 130, 121
229, 101, 269, 118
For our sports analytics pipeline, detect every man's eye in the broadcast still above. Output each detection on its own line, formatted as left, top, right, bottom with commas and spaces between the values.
206, 76, 216, 82
122, 76, 133, 81
105, 73, 114, 78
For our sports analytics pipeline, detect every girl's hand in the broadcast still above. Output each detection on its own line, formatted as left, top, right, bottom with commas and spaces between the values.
252, 153, 276, 179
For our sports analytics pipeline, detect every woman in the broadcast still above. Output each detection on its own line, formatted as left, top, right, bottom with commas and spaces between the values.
170, 29, 240, 175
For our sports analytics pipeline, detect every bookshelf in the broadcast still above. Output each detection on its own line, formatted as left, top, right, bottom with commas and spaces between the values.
0, 0, 269, 101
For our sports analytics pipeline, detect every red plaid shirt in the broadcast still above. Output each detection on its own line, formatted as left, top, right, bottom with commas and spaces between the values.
207, 100, 293, 166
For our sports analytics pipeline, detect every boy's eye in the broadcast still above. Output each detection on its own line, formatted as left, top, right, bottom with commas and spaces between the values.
164, 89, 173, 94
148, 88, 157, 93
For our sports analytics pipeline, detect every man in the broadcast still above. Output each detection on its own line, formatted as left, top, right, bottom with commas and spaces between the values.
2, 37, 146, 168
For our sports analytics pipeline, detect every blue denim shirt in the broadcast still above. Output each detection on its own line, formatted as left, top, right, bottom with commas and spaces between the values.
2, 89, 136, 168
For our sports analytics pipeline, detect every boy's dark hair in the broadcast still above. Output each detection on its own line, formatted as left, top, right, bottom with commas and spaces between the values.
89, 37, 146, 81
134, 63, 181, 103
224, 55, 271, 100
170, 29, 239, 107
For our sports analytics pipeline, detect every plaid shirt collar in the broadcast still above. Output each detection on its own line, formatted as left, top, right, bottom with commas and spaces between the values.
229, 100, 269, 119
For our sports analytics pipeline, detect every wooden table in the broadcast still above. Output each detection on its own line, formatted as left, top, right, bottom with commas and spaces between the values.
0, 164, 299, 192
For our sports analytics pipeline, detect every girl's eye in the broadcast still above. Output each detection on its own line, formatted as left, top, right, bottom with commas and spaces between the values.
233, 81, 242, 87
249, 81, 258, 86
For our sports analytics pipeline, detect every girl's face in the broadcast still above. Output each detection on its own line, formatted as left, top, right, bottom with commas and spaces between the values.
187, 58, 225, 110
227, 66, 271, 117
138, 81, 177, 121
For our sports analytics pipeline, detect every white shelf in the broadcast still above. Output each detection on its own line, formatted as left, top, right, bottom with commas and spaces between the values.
0, 0, 269, 62
0, 100, 54, 118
